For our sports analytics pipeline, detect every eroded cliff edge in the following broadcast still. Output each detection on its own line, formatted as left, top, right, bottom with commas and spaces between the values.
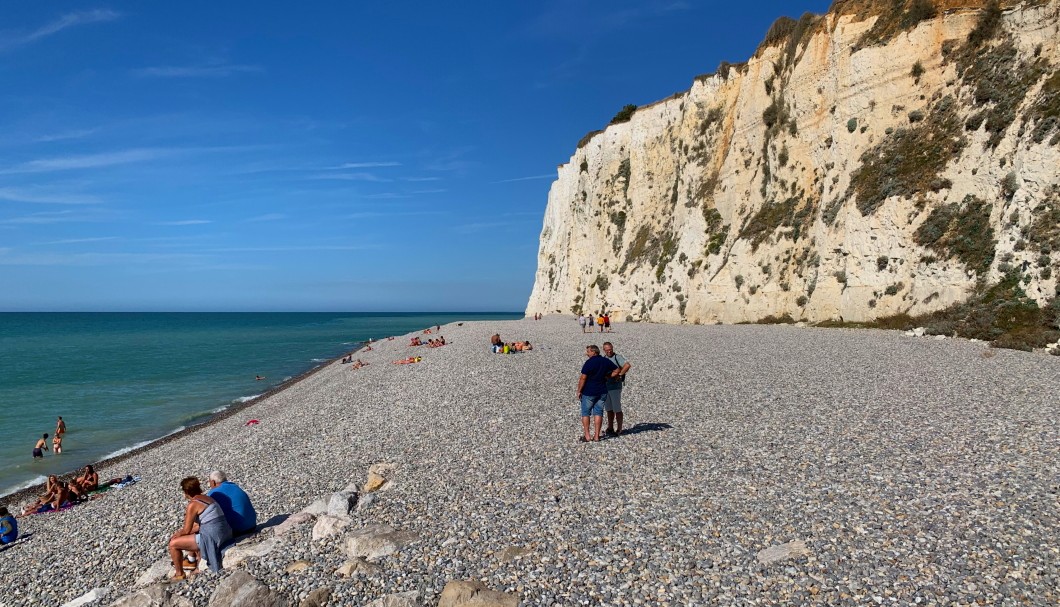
527, 0, 1060, 331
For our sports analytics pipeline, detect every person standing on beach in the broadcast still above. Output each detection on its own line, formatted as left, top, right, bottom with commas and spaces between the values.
602, 342, 631, 436
55, 416, 66, 437
33, 434, 48, 458
577, 345, 618, 442
578, 314, 587, 333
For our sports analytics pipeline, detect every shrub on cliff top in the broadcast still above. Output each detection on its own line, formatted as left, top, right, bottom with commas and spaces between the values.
852, 0, 937, 52
609, 104, 638, 125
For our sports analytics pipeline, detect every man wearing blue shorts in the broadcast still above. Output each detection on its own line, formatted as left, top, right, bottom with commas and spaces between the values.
576, 344, 618, 442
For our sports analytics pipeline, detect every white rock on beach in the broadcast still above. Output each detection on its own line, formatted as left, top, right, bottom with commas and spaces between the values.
344, 524, 416, 561
757, 539, 812, 565
221, 537, 279, 569
133, 559, 172, 588
60, 588, 109, 607
311, 514, 352, 541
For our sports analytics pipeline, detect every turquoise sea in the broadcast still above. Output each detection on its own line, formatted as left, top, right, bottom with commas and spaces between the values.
0, 312, 518, 496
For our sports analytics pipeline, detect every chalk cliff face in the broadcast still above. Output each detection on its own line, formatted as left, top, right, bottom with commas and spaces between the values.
527, 0, 1060, 324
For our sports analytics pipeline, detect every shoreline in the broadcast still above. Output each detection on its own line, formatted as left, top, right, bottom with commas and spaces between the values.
1, 342, 362, 507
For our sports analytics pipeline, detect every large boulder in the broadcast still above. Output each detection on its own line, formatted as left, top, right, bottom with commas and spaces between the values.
344, 524, 416, 561
134, 558, 173, 588
207, 571, 287, 607
108, 586, 166, 607
364, 591, 420, 607
438, 580, 518, 607
312, 514, 352, 541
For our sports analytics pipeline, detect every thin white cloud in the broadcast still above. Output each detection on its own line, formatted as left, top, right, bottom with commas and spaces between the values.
155, 219, 212, 226
0, 148, 166, 174
0, 145, 253, 175
411, 189, 447, 194
327, 162, 401, 169
0, 187, 100, 205
243, 213, 287, 223
1, 210, 81, 224
39, 236, 119, 245
492, 174, 555, 183
0, 9, 120, 52
307, 172, 390, 182
404, 177, 441, 182
33, 128, 101, 143
132, 64, 264, 78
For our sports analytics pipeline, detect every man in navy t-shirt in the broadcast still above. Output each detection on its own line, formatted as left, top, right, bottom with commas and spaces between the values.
206, 471, 258, 535
577, 344, 618, 442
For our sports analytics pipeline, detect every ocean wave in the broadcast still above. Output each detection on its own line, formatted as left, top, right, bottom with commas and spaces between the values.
0, 474, 48, 498
233, 394, 262, 404
310, 358, 329, 362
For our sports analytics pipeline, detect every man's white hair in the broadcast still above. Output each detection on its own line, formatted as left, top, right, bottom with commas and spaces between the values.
209, 471, 227, 484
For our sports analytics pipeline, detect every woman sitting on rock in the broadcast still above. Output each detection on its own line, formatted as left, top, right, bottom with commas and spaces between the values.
168, 476, 232, 578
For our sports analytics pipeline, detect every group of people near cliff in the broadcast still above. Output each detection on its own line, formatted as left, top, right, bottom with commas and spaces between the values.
578, 312, 613, 333
576, 341, 632, 442
167, 471, 258, 580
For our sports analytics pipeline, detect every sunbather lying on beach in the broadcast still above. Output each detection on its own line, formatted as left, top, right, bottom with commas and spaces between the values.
168, 477, 232, 579
409, 337, 422, 346
393, 356, 422, 365
351, 359, 368, 369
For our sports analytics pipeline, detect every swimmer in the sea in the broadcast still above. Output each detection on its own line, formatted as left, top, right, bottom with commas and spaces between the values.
33, 434, 49, 458
255, 375, 265, 381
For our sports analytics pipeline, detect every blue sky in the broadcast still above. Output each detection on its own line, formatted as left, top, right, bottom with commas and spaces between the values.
0, 1, 830, 311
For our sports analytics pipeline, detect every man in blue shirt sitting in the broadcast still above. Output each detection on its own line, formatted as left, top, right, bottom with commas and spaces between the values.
206, 471, 258, 536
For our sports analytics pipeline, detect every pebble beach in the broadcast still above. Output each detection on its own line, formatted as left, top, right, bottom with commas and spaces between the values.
1, 317, 1058, 606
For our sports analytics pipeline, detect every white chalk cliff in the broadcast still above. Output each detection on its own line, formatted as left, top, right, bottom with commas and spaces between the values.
527, 0, 1060, 324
